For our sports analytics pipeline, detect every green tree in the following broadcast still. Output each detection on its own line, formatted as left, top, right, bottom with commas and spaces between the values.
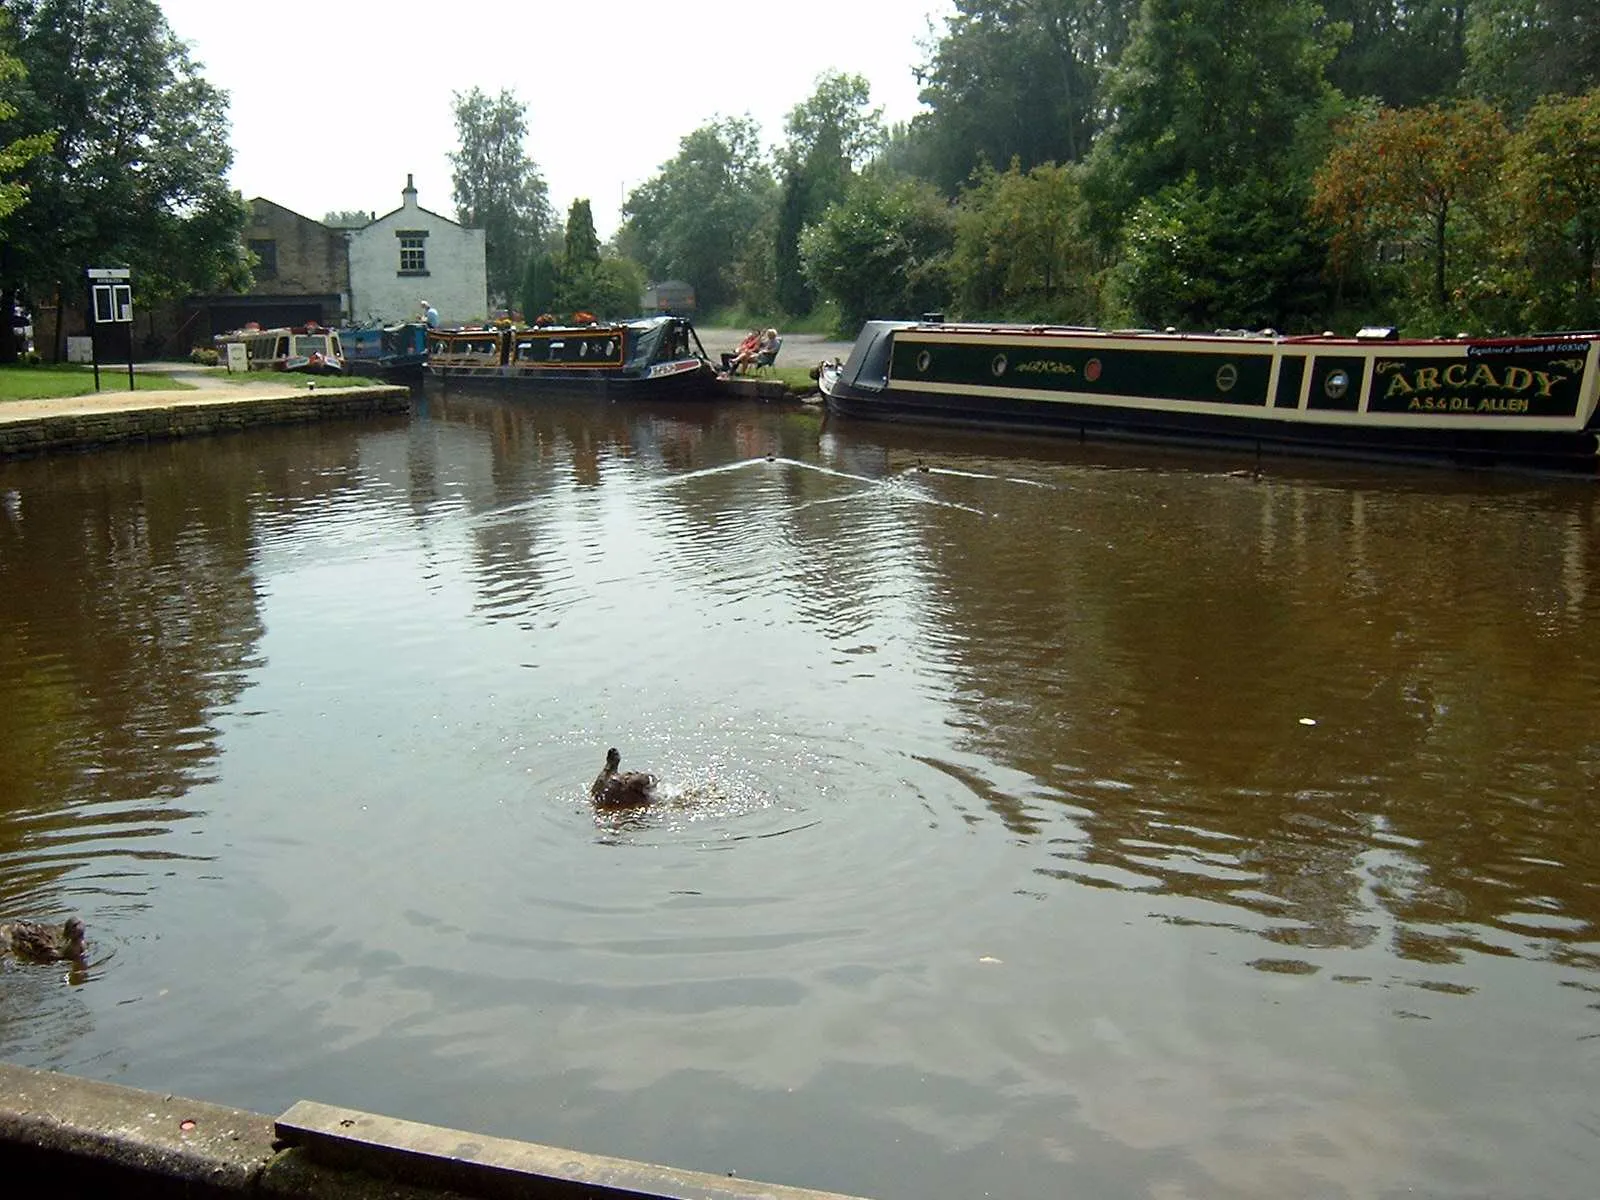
1, 0, 249, 348
1466, 0, 1600, 114
1500, 87, 1600, 327
546, 198, 644, 319
0, 19, 52, 223
321, 209, 371, 228
0, 18, 53, 363
520, 250, 559, 321
561, 198, 600, 281
1088, 0, 1341, 226
775, 72, 884, 316
913, 0, 1139, 193
1111, 174, 1330, 330
800, 171, 955, 332
618, 116, 773, 313
1310, 100, 1507, 320
950, 158, 1100, 321
449, 87, 552, 309
1322, 0, 1467, 109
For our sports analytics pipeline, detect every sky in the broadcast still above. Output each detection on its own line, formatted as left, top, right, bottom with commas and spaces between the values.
154, 0, 955, 240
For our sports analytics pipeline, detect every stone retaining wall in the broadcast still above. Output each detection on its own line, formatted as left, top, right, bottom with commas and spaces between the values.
0, 388, 412, 458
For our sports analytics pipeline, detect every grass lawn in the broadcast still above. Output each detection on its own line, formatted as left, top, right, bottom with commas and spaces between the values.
0, 363, 196, 402
765, 365, 822, 393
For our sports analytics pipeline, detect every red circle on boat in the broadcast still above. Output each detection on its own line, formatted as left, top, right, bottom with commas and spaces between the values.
1085, 358, 1102, 382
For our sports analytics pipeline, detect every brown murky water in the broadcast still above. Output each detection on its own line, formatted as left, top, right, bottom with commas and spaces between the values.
2, 392, 1598, 1199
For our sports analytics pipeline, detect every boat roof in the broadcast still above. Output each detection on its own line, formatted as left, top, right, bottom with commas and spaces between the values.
439, 315, 686, 335
894, 320, 1600, 348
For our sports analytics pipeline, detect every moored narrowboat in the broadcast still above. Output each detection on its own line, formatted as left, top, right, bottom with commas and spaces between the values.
819, 320, 1600, 473
340, 321, 429, 382
426, 314, 714, 396
215, 323, 345, 374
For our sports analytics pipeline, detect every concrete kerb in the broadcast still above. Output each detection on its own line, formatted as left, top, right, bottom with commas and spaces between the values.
0, 1064, 873, 1200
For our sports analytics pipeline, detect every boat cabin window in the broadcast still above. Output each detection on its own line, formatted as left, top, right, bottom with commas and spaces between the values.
513, 335, 622, 365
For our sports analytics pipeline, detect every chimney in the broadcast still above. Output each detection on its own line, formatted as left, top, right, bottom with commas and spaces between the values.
403, 174, 417, 207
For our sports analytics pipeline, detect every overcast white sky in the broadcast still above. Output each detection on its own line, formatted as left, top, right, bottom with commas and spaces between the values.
154, 0, 954, 240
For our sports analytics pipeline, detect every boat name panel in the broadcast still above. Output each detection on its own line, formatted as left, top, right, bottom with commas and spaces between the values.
1368, 351, 1587, 418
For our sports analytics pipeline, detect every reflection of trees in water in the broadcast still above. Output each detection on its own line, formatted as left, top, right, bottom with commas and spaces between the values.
0, 427, 375, 909
822, 430, 1600, 967
422, 395, 853, 633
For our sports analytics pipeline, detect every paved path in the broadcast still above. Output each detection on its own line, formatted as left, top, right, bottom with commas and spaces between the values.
697, 328, 854, 368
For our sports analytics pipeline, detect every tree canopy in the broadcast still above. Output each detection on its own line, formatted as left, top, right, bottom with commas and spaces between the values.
776, 72, 885, 316
619, 116, 773, 313
0, 0, 248, 324
0, 20, 52, 224
449, 87, 552, 309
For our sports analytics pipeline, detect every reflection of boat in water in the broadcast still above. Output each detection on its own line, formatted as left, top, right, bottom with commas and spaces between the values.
215, 323, 345, 374
820, 320, 1600, 474
426, 315, 715, 397
339, 321, 428, 382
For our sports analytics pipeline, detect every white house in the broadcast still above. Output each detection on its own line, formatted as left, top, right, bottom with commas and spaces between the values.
347, 175, 486, 326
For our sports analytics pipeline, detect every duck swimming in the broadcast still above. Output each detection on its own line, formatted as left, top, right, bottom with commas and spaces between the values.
1, 915, 87, 963
590, 747, 657, 807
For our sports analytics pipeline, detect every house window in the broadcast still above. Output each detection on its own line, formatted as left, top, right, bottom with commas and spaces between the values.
248, 238, 277, 278
397, 229, 428, 275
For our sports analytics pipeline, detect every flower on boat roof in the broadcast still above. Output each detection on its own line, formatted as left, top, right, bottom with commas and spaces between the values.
573, 311, 596, 325
534, 313, 556, 326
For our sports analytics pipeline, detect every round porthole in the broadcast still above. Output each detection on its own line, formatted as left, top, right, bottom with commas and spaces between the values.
991, 353, 1008, 377
1085, 358, 1102, 383
916, 349, 931, 373
1216, 363, 1238, 392
1324, 369, 1350, 400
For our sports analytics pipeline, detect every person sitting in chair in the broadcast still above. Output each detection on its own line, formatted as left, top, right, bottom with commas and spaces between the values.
727, 328, 778, 377
721, 328, 761, 377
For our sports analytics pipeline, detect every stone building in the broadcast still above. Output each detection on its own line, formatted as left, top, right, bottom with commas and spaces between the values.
183, 199, 349, 340
347, 176, 487, 327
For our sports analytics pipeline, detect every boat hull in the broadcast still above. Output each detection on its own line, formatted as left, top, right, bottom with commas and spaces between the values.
821, 322, 1600, 474
425, 361, 713, 398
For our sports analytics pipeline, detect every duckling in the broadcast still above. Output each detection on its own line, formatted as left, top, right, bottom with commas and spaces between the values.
590, 747, 657, 807
1, 915, 87, 963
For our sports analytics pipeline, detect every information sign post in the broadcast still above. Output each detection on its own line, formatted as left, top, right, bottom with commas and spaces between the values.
86, 268, 135, 391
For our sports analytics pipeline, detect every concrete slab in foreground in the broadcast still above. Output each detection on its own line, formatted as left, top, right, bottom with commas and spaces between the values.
0, 1063, 872, 1200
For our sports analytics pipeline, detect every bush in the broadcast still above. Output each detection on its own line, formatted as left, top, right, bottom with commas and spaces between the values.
190, 347, 219, 366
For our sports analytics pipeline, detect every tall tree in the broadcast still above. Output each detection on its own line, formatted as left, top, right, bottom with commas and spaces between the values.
1466, 0, 1600, 114
950, 159, 1100, 321
561, 198, 600, 280
774, 72, 884, 316
618, 116, 773, 313
913, 0, 1139, 193
800, 170, 955, 332
1310, 100, 1507, 319
1501, 87, 1600, 328
449, 87, 552, 309
1113, 173, 1331, 330
0, 17, 52, 363
1322, 1, 1468, 108
0, 18, 52, 223
1088, 0, 1341, 224
0, 0, 248, 348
